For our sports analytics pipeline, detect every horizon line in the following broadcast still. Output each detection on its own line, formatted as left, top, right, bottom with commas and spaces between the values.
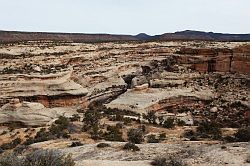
1, 29, 250, 36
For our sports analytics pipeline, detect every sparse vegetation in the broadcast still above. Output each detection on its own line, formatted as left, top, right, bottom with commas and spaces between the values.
127, 128, 144, 144
162, 118, 175, 129
23, 116, 71, 145
69, 141, 83, 147
147, 134, 160, 143
151, 156, 187, 166
97, 143, 111, 148
143, 111, 157, 124
234, 127, 250, 142
103, 125, 124, 142
70, 114, 81, 122
246, 155, 250, 163
82, 109, 102, 139
0, 138, 21, 150
196, 121, 222, 140
0, 149, 75, 166
123, 142, 140, 151
151, 157, 167, 166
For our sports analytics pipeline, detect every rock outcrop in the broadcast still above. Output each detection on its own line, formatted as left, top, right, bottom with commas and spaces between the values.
0, 69, 89, 108
0, 99, 76, 126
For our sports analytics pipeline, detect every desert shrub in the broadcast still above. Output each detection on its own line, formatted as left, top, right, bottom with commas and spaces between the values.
97, 143, 111, 148
143, 111, 157, 124
90, 124, 102, 140
234, 127, 250, 142
151, 156, 187, 166
151, 157, 167, 166
23, 128, 54, 145
82, 110, 101, 132
23, 117, 72, 145
127, 128, 144, 144
70, 114, 81, 122
246, 155, 250, 163
48, 116, 70, 138
13, 145, 29, 155
122, 117, 132, 125
0, 153, 23, 166
162, 118, 175, 129
103, 126, 124, 142
116, 123, 123, 129
159, 133, 166, 141
221, 146, 227, 149
123, 143, 140, 151
49, 116, 70, 138
0, 138, 21, 150
69, 141, 83, 147
183, 130, 198, 141
223, 136, 235, 143
177, 120, 186, 126
197, 121, 222, 140
23, 149, 75, 166
139, 125, 147, 133
167, 156, 187, 166
147, 134, 160, 143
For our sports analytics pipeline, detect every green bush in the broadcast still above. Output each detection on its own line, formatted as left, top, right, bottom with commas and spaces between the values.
127, 128, 144, 144
70, 114, 81, 122
69, 141, 83, 147
197, 121, 222, 140
90, 124, 102, 140
97, 143, 111, 148
234, 127, 250, 142
159, 133, 166, 141
143, 111, 157, 124
151, 157, 166, 166
23, 117, 72, 145
103, 126, 124, 142
123, 143, 140, 151
162, 118, 175, 129
147, 134, 160, 143
82, 110, 101, 131
49, 116, 70, 138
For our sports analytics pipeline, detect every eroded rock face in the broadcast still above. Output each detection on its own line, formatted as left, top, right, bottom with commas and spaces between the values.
0, 100, 77, 126
0, 41, 249, 127
0, 69, 89, 108
177, 45, 250, 75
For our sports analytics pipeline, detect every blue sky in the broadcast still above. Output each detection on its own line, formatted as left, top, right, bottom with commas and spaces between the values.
0, 0, 249, 35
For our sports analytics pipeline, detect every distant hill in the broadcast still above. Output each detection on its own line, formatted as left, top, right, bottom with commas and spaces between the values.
0, 30, 249, 43
0, 30, 137, 43
135, 33, 153, 40
152, 30, 250, 41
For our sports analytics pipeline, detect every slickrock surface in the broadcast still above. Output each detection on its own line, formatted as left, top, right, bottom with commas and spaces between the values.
106, 88, 214, 113
30, 141, 250, 166
0, 100, 77, 126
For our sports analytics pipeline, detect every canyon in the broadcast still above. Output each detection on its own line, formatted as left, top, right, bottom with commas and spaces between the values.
0, 39, 249, 165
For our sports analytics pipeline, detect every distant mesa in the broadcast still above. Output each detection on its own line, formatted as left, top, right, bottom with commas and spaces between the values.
0, 30, 250, 43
